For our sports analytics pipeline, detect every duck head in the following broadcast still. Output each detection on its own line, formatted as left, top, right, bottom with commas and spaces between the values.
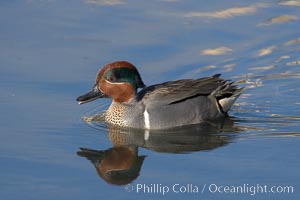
77, 61, 145, 104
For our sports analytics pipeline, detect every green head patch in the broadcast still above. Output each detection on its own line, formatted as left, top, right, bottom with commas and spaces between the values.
104, 68, 145, 90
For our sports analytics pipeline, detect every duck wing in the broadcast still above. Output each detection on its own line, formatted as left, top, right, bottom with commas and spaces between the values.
137, 74, 239, 106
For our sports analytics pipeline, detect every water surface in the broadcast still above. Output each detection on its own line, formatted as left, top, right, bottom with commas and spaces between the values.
0, 0, 300, 199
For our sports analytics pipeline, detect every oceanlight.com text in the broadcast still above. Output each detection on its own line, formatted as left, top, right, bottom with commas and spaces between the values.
124, 183, 294, 196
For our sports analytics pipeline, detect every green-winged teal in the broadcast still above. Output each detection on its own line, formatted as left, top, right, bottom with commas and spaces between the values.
77, 61, 243, 130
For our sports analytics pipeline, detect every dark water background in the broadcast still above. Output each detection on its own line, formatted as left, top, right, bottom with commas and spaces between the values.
1, 0, 300, 199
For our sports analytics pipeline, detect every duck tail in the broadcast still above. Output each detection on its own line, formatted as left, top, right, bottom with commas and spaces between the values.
218, 88, 244, 112
211, 80, 245, 113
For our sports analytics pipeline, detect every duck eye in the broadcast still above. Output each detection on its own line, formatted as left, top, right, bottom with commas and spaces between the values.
107, 75, 116, 82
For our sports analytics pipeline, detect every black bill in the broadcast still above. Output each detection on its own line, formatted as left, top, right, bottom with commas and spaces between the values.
76, 85, 105, 105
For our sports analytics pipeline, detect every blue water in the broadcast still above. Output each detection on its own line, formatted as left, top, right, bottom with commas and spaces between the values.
0, 0, 300, 199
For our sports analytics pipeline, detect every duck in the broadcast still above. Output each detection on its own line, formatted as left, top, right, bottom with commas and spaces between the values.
77, 61, 243, 130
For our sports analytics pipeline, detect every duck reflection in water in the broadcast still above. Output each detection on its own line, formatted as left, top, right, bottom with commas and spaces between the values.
77, 117, 241, 185
77, 146, 145, 185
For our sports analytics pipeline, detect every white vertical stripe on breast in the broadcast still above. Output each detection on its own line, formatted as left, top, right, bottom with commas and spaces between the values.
144, 130, 150, 141
143, 109, 150, 129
